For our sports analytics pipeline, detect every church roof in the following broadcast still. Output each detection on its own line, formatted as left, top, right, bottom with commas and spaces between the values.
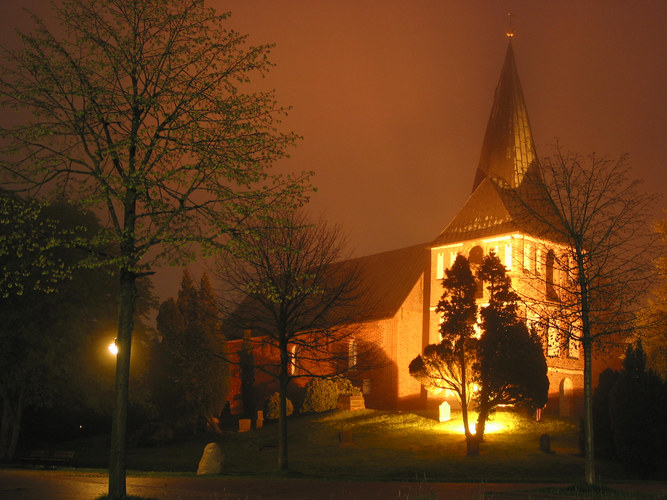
223, 243, 429, 339
432, 175, 558, 246
471, 40, 538, 192
349, 243, 428, 321
434, 39, 553, 246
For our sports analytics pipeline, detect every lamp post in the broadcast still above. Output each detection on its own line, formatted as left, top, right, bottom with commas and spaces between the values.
108, 339, 118, 356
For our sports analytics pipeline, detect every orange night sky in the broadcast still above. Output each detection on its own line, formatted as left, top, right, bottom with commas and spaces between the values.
3, 1, 666, 300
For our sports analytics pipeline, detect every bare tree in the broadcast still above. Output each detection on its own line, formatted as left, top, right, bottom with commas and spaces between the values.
0, 1, 310, 496
215, 210, 373, 471
510, 147, 661, 485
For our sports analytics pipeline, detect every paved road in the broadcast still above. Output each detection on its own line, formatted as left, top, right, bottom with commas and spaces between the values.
1, 469, 665, 499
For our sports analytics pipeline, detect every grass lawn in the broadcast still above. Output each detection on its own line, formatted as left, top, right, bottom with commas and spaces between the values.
67, 408, 654, 485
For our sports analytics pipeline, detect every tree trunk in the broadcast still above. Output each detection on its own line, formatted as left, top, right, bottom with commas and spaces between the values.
577, 247, 595, 486
459, 351, 472, 441
0, 388, 24, 462
108, 268, 137, 499
583, 332, 595, 485
278, 343, 289, 472
475, 402, 489, 444
0, 394, 12, 461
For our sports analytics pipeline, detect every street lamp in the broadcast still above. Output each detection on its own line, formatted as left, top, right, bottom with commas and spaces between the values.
108, 338, 118, 356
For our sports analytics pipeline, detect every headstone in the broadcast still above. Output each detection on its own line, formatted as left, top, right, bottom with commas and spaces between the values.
238, 418, 251, 432
196, 443, 224, 475
539, 433, 551, 453
438, 401, 451, 422
255, 410, 264, 429
336, 395, 366, 411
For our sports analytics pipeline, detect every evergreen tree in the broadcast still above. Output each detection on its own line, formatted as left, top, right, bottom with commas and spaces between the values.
475, 253, 549, 442
152, 271, 229, 434
410, 254, 479, 454
609, 342, 665, 471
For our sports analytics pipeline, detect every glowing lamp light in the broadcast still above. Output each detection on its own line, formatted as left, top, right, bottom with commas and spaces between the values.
108, 339, 119, 356
458, 413, 514, 435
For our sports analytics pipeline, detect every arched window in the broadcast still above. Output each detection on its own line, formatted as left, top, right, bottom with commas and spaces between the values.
289, 345, 300, 376
348, 338, 358, 369
469, 246, 484, 298
559, 378, 573, 417
546, 250, 558, 301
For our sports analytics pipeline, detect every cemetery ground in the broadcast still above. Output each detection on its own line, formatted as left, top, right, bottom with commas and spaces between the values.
4, 409, 666, 499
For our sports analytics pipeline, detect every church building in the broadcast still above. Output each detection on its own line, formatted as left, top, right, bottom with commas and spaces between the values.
226, 36, 586, 418
346, 36, 585, 416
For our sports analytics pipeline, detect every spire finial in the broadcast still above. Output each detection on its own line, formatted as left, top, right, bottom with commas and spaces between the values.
506, 12, 515, 38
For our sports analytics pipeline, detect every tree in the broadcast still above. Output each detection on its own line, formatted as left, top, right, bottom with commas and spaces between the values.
410, 253, 548, 455
636, 213, 667, 378
0, 192, 83, 297
216, 210, 371, 471
152, 270, 229, 434
409, 254, 479, 455
0, 1, 310, 496
474, 253, 549, 442
0, 200, 152, 462
608, 342, 665, 472
511, 147, 661, 485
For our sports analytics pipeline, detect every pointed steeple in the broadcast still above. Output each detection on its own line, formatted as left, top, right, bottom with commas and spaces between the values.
471, 40, 537, 192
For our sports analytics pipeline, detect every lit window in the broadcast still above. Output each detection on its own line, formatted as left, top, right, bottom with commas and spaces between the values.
450, 251, 457, 267
436, 253, 445, 279
289, 345, 300, 375
536, 249, 543, 275
523, 242, 532, 271
568, 322, 580, 359
546, 320, 559, 357
504, 243, 512, 270
348, 338, 358, 369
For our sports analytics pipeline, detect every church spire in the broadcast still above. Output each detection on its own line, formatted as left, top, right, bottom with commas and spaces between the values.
470, 38, 537, 192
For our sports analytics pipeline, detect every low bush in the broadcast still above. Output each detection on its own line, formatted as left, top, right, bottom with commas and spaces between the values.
264, 392, 293, 420
301, 377, 361, 413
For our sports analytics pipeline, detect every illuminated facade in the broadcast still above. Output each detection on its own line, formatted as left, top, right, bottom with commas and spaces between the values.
348, 39, 584, 415
227, 39, 585, 416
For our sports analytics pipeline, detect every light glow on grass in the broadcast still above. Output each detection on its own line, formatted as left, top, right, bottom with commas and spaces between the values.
449, 411, 518, 435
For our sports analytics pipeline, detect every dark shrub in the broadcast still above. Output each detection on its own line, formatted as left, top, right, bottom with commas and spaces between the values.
264, 392, 293, 420
301, 377, 361, 413
592, 368, 620, 458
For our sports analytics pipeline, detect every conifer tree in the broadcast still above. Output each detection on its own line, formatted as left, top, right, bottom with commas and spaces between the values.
153, 270, 229, 434
409, 254, 479, 454
475, 253, 549, 441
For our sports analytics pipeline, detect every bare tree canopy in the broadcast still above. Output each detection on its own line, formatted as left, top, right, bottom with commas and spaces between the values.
215, 210, 373, 471
0, 1, 310, 497
508, 146, 661, 485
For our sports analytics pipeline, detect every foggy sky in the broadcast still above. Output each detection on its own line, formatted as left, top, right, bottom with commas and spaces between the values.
3, 1, 666, 300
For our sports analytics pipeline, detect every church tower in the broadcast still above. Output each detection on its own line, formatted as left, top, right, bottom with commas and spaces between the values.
428, 37, 584, 416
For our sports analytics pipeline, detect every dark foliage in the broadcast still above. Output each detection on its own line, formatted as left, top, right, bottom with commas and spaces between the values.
475, 253, 549, 440
608, 343, 666, 472
591, 368, 620, 459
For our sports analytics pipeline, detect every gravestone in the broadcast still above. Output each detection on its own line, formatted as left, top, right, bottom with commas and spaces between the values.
438, 401, 451, 422
196, 442, 224, 475
238, 418, 251, 432
336, 395, 365, 411
539, 433, 551, 453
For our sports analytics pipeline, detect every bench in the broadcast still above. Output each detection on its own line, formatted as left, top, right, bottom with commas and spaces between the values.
21, 449, 75, 468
